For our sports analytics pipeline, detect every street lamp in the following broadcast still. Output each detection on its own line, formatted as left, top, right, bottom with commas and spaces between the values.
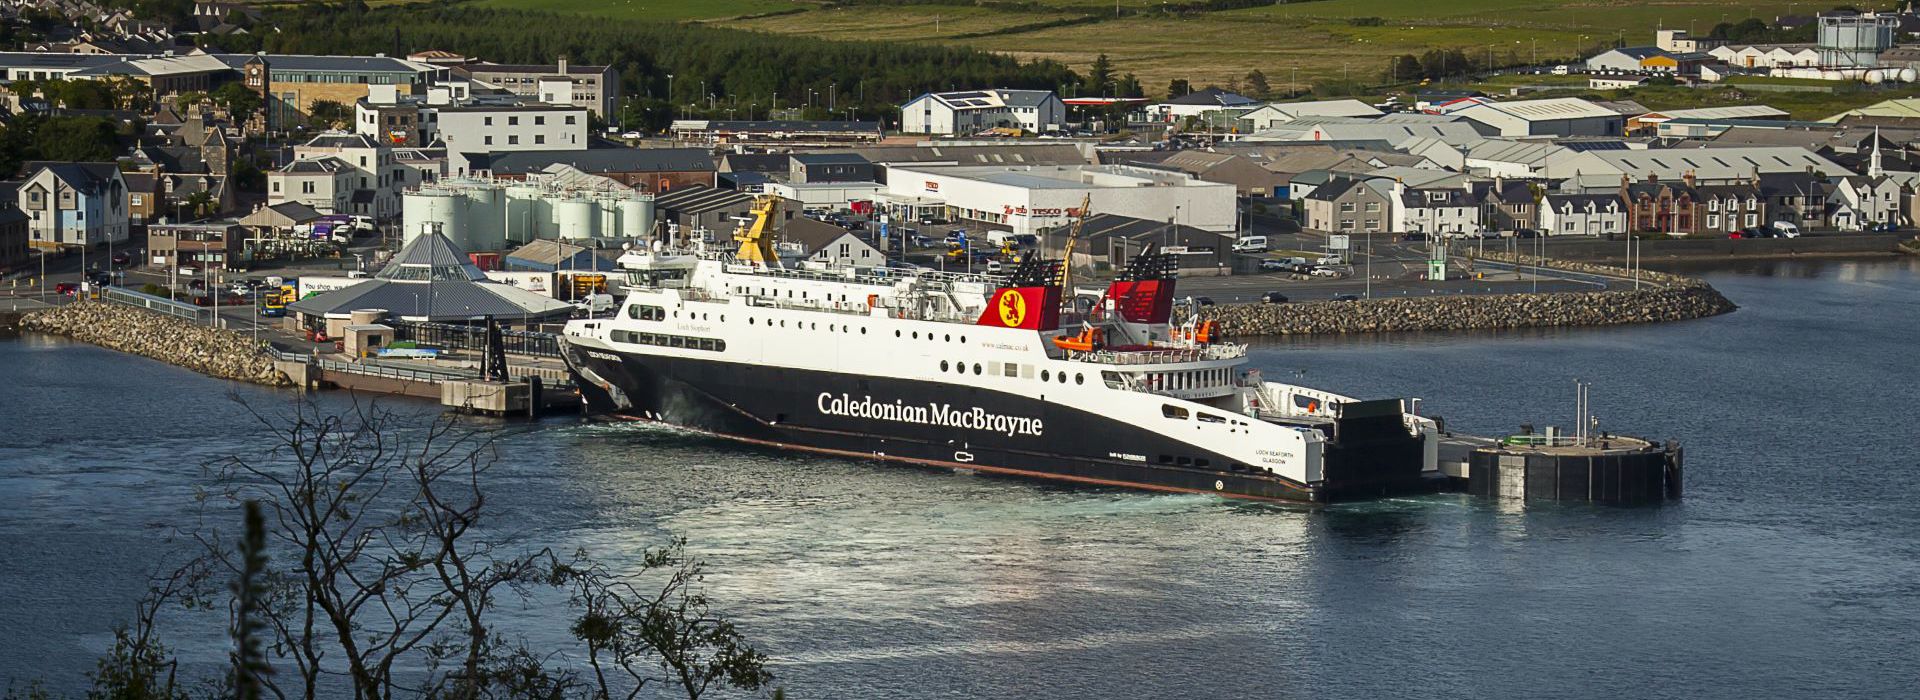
667, 73, 674, 103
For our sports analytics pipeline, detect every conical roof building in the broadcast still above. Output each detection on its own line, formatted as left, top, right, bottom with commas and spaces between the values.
288, 231, 578, 323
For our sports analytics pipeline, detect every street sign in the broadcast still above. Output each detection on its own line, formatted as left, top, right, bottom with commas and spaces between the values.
1328, 234, 1350, 250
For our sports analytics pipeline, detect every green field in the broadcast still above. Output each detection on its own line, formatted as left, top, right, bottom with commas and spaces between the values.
466, 0, 1835, 95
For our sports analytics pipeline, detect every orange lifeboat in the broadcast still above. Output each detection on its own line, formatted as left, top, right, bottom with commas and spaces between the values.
1052, 327, 1104, 352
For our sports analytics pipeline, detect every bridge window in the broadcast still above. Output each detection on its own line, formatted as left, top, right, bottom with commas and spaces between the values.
611, 330, 725, 352
627, 305, 665, 321
1162, 405, 1189, 419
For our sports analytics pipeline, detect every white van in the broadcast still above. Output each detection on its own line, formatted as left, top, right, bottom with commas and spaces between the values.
1770, 221, 1802, 238
1551, 65, 1571, 76
1233, 236, 1269, 253
1317, 254, 1346, 266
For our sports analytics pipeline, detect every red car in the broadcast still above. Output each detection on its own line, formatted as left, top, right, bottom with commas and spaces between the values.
53, 282, 79, 295
1727, 231, 1744, 239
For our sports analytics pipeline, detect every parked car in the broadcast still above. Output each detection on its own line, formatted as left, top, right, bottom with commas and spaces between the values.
1332, 293, 1361, 302
1309, 266, 1342, 278
1513, 228, 1540, 239
620, 131, 643, 139
1261, 291, 1289, 304
1259, 259, 1291, 272
110, 252, 132, 266
1317, 254, 1346, 266
54, 282, 78, 295
1192, 296, 1216, 306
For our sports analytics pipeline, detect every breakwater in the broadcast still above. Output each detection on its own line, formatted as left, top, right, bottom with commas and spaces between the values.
1203, 255, 1736, 336
21, 301, 292, 386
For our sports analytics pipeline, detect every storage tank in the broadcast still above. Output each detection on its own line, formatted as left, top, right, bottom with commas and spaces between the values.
1901, 67, 1918, 82
403, 188, 467, 249
463, 185, 506, 252
1865, 70, 1885, 84
1818, 13, 1898, 67
619, 198, 653, 240
504, 185, 545, 242
553, 197, 595, 240
597, 199, 620, 241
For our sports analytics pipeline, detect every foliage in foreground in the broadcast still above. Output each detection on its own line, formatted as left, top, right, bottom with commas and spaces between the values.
16, 400, 776, 700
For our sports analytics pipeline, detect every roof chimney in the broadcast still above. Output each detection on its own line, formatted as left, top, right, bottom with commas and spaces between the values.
557, 55, 568, 75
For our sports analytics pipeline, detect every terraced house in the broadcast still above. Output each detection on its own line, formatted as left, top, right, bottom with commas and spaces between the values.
1303, 177, 1392, 234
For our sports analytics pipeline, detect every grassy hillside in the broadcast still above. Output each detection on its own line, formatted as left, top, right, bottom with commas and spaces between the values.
461, 0, 1827, 95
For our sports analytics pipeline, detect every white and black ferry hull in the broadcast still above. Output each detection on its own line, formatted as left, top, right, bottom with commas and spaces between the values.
562, 342, 1426, 504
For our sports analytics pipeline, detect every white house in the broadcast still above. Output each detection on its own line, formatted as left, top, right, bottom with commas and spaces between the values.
269, 133, 410, 219
18, 163, 129, 249
900, 89, 1066, 135
1708, 44, 1820, 68
1540, 193, 1627, 236
1396, 185, 1483, 236
1832, 175, 1904, 230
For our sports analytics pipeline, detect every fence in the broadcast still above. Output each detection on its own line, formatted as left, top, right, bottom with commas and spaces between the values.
100, 286, 213, 324
387, 321, 563, 358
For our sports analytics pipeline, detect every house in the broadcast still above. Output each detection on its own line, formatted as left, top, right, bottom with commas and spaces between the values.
475, 148, 716, 193
1694, 182, 1767, 234
237, 201, 323, 237
789, 154, 874, 184
1830, 176, 1904, 229
779, 217, 878, 267
900, 89, 1066, 135
1149, 87, 1261, 123
1656, 29, 1725, 53
356, 84, 589, 170
1470, 178, 1540, 232
1540, 193, 1627, 237
268, 133, 408, 219
1586, 46, 1669, 73
1302, 177, 1393, 234
18, 163, 129, 250
268, 156, 354, 215
1756, 172, 1831, 228
1621, 177, 1704, 235
1397, 185, 1482, 236
1706, 44, 1820, 69
1452, 98, 1625, 138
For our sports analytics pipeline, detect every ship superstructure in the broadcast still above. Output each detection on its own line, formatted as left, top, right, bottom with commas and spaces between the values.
559, 197, 1438, 502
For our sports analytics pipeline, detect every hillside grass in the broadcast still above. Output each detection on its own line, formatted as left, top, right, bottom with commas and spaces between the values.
463, 0, 1840, 95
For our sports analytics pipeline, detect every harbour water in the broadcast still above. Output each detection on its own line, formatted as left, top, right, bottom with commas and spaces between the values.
3, 258, 1917, 698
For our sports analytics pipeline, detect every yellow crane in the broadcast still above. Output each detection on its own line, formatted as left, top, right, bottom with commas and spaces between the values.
732, 195, 782, 266
1058, 194, 1090, 291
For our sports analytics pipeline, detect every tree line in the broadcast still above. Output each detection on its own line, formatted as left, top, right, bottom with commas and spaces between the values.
248, 1, 1084, 129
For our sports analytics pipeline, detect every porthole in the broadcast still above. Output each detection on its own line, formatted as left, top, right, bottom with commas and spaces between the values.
861, 328, 867, 334
973, 363, 982, 375
779, 320, 786, 327
944, 334, 951, 342
895, 330, 902, 337
1075, 373, 1084, 385
941, 360, 950, 372
912, 331, 919, 339
960, 336, 966, 343
1041, 370, 1050, 382
1058, 372, 1067, 384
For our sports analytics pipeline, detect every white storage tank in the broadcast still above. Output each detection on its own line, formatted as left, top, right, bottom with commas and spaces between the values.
553, 197, 595, 240
619, 198, 653, 240
403, 188, 467, 249
463, 185, 506, 252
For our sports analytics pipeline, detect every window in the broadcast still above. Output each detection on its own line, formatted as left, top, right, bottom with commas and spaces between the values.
1075, 373, 1084, 385
566, 115, 578, 125
1162, 405, 1189, 419
1364, 202, 1380, 212
1198, 413, 1226, 424
509, 116, 520, 126
1002, 363, 1018, 378
1339, 202, 1356, 212
627, 305, 666, 321
535, 135, 545, 145
610, 330, 726, 352
972, 363, 982, 375
484, 117, 493, 126
940, 361, 949, 372
1339, 219, 1355, 230
534, 116, 545, 126
485, 136, 494, 145
508, 135, 519, 145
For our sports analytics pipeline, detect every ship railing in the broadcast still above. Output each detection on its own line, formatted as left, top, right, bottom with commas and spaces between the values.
1069, 343, 1248, 365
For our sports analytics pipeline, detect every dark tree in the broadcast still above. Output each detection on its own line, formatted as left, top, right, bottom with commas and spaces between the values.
1244, 70, 1271, 98
1088, 53, 1116, 95
1166, 78, 1192, 98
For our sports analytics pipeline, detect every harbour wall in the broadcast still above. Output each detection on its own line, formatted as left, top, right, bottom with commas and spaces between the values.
1204, 255, 1736, 336
20, 302, 293, 387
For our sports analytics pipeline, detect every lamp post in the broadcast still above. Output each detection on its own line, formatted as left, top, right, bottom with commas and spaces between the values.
667, 73, 674, 103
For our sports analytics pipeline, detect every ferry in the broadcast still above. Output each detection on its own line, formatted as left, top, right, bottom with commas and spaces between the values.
558, 197, 1439, 503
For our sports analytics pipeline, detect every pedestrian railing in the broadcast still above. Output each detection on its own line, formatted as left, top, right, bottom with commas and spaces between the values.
100, 286, 213, 324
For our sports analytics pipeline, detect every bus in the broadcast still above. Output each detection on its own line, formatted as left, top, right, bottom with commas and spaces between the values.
259, 285, 294, 317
